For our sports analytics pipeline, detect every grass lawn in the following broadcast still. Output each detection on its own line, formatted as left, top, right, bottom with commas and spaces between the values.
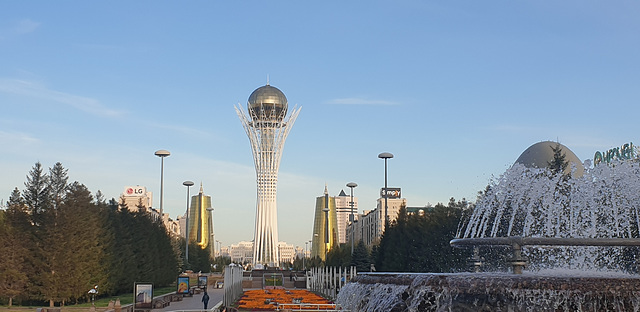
0, 286, 177, 310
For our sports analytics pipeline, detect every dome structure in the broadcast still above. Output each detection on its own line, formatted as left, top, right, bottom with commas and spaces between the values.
515, 141, 584, 177
247, 84, 288, 122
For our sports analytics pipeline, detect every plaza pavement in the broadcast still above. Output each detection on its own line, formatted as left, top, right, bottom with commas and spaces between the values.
153, 288, 224, 311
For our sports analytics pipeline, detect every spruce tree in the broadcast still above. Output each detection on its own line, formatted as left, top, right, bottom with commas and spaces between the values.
0, 195, 29, 307
548, 143, 569, 175
59, 182, 108, 303
350, 240, 372, 272
48, 162, 69, 210
23, 162, 50, 225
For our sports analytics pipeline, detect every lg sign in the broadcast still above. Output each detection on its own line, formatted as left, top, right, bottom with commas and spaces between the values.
124, 186, 145, 196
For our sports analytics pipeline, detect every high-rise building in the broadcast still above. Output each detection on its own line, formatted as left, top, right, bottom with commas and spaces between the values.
230, 241, 254, 265
346, 188, 406, 247
277, 242, 295, 266
335, 189, 358, 244
187, 184, 215, 258
235, 84, 301, 267
120, 186, 153, 213
311, 185, 338, 261
119, 185, 180, 236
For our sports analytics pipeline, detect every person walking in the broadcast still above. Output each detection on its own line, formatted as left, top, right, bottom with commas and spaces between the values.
202, 291, 210, 310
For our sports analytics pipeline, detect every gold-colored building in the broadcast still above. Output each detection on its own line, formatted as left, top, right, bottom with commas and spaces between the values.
187, 184, 214, 258
311, 185, 338, 261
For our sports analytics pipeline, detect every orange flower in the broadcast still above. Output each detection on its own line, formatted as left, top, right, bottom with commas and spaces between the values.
236, 289, 335, 310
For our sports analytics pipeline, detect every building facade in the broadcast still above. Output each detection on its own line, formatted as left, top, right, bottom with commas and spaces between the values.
120, 186, 153, 213
346, 189, 407, 248
119, 185, 180, 236
235, 84, 301, 267
311, 186, 338, 261
187, 184, 214, 258
230, 241, 254, 265
277, 242, 295, 266
335, 189, 358, 245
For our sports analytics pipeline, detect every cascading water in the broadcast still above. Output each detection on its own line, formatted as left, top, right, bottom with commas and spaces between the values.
458, 160, 640, 272
336, 158, 640, 311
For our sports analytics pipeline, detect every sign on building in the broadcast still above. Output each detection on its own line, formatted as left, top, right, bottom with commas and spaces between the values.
124, 186, 146, 197
380, 188, 401, 198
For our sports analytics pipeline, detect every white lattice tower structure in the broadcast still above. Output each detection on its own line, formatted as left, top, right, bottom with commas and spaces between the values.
235, 84, 300, 267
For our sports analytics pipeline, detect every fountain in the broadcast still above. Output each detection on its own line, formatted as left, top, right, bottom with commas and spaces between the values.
337, 142, 640, 311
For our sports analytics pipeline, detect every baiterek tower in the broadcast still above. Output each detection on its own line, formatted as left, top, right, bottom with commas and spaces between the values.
235, 83, 301, 268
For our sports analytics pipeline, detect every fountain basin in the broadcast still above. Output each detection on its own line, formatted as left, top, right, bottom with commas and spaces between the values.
336, 272, 640, 311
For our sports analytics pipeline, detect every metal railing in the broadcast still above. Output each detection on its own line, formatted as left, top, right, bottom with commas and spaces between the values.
450, 236, 640, 274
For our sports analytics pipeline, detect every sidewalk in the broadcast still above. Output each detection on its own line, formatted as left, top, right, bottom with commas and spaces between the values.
152, 288, 223, 311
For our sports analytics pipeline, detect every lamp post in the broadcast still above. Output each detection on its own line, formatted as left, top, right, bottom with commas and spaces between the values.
207, 207, 215, 258
378, 152, 394, 230
322, 191, 330, 263
183, 180, 194, 267
155, 150, 170, 223
313, 233, 318, 262
304, 241, 310, 270
346, 182, 358, 254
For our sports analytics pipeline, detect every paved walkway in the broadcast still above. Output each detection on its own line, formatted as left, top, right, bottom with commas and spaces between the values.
153, 288, 224, 311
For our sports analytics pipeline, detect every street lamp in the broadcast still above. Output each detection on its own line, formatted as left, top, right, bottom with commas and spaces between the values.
346, 182, 358, 254
207, 207, 215, 258
313, 233, 318, 261
304, 241, 310, 270
378, 152, 394, 229
155, 150, 170, 223
183, 180, 194, 267
322, 191, 330, 263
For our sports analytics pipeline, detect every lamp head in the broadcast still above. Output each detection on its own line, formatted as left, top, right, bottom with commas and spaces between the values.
346, 182, 358, 188
378, 152, 394, 159
155, 150, 171, 157
183, 181, 194, 187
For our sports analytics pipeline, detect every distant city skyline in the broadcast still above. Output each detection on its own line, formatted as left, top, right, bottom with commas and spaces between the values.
2, 1, 640, 249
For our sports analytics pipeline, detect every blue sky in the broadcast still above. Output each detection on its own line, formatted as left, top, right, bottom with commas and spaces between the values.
2, 1, 639, 249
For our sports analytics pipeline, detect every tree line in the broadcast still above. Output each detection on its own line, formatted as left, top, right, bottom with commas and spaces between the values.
316, 198, 472, 273
0, 162, 183, 307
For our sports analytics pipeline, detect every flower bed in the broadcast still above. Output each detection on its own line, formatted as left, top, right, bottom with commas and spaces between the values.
237, 289, 335, 310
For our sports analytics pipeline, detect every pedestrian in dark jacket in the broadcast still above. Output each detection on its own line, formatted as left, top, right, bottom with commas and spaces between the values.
202, 291, 210, 309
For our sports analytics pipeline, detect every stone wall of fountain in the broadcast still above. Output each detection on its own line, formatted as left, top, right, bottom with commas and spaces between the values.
337, 272, 640, 311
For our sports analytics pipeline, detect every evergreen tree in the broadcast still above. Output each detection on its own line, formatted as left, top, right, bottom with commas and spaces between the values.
548, 142, 569, 175
326, 244, 351, 267
350, 240, 372, 272
1, 161, 182, 304
375, 199, 471, 273
23, 162, 50, 225
95, 190, 105, 205
48, 162, 69, 210
58, 182, 108, 303
0, 197, 29, 307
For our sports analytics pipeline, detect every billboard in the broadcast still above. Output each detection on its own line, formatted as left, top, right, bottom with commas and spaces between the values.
124, 186, 146, 197
380, 188, 401, 199
134, 283, 153, 310
177, 276, 190, 295
198, 276, 208, 289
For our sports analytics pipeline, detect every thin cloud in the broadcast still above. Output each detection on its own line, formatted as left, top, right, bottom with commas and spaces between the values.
0, 78, 124, 118
14, 19, 40, 35
327, 97, 399, 105
145, 121, 211, 138
0, 130, 39, 144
